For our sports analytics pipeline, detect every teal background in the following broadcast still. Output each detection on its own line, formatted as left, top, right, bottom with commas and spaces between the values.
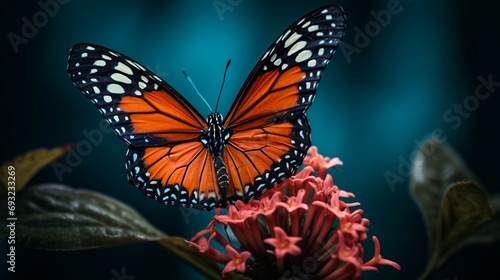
2, 0, 499, 279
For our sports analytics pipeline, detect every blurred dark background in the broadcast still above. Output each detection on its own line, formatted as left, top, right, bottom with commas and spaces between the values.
2, 0, 499, 279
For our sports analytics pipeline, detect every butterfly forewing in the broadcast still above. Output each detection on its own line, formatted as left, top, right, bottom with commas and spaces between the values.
224, 6, 345, 129
222, 6, 345, 201
67, 43, 207, 147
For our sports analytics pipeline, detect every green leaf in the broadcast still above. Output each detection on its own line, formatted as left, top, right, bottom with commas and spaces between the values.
0, 183, 244, 279
410, 138, 477, 251
0, 145, 72, 195
435, 182, 493, 266
0, 183, 166, 250
440, 193, 500, 263
410, 138, 495, 280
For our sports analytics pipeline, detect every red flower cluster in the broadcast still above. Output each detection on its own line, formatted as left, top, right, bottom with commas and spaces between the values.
186, 147, 400, 279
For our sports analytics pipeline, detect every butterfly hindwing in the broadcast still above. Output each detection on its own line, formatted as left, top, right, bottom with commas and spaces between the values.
222, 6, 345, 200
223, 115, 311, 201
126, 143, 222, 210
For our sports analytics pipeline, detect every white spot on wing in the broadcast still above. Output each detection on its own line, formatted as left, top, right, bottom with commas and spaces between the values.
107, 84, 125, 94
126, 60, 145, 71
270, 53, 277, 62
94, 60, 106, 67
261, 50, 270, 61
296, 50, 313, 63
115, 62, 134, 75
282, 29, 292, 41
111, 73, 132, 84
103, 95, 112, 103
284, 32, 302, 48
288, 41, 307, 56
307, 25, 319, 32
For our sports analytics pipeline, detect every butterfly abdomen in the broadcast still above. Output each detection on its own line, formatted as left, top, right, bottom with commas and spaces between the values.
215, 155, 229, 190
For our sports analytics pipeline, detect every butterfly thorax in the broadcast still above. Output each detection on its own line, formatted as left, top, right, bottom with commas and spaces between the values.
200, 113, 231, 156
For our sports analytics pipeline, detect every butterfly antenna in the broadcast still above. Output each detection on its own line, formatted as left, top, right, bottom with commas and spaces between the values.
215, 59, 231, 113
182, 69, 213, 112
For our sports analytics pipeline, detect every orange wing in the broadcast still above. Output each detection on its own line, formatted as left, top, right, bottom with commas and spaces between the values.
68, 43, 207, 147
223, 116, 310, 201
221, 6, 346, 202
126, 143, 223, 209
68, 43, 223, 209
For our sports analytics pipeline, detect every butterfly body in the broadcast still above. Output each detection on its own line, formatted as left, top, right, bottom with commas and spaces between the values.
200, 113, 231, 190
68, 6, 345, 210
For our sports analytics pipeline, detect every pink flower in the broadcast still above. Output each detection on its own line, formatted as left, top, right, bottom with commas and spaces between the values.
362, 236, 401, 271
187, 146, 400, 279
221, 245, 252, 278
303, 146, 343, 179
264, 227, 302, 272
185, 232, 230, 264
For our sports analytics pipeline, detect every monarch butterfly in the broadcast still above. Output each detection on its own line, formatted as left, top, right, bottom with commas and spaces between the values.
67, 5, 345, 210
